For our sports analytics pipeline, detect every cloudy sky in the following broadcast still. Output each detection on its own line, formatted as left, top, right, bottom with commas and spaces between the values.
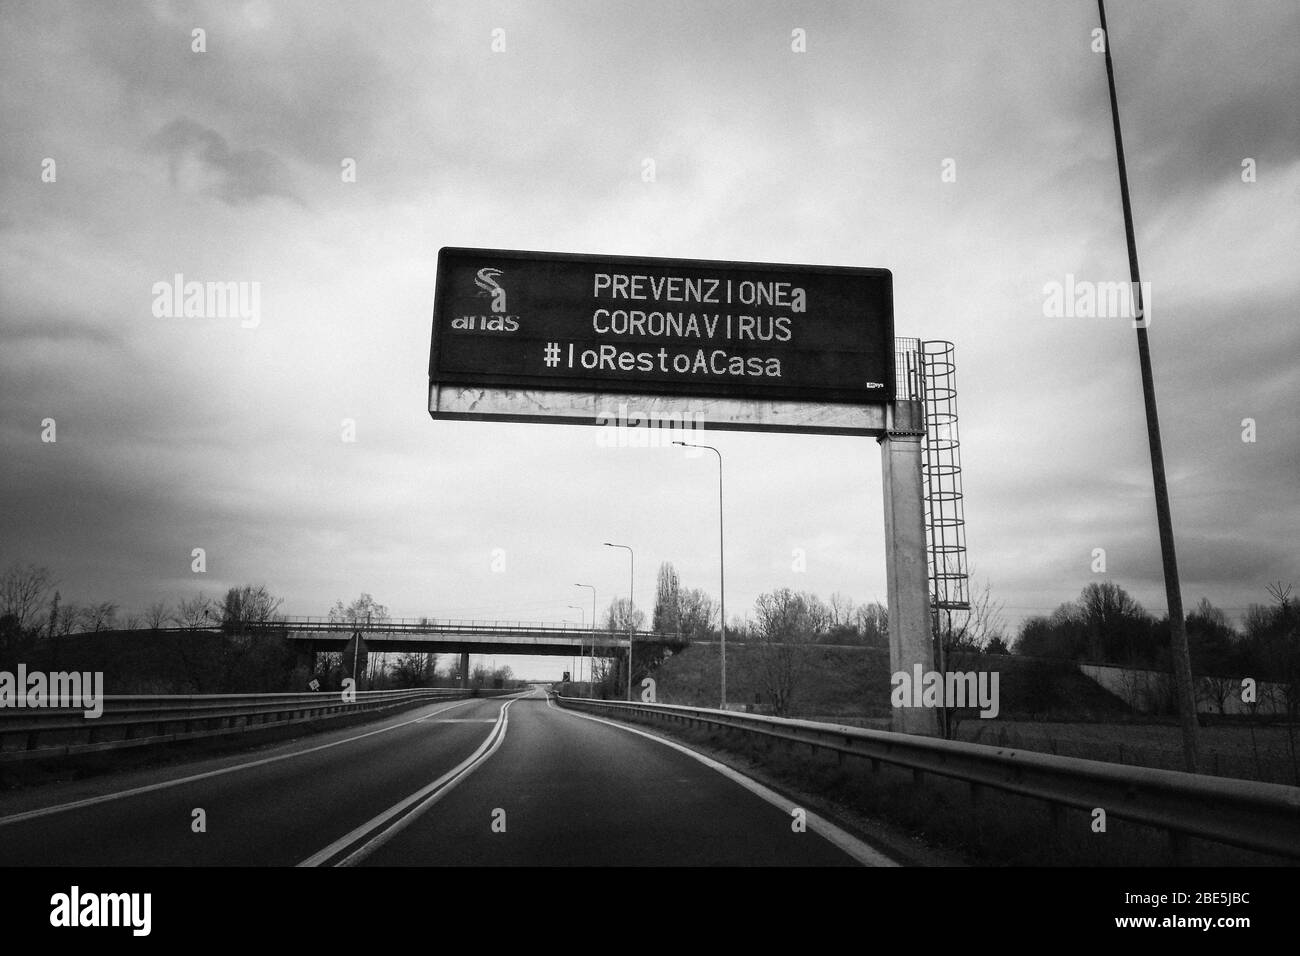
2, 0, 1296, 679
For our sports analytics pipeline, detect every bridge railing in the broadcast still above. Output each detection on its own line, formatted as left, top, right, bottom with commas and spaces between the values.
136, 618, 680, 639
553, 696, 1300, 861
0, 687, 517, 764
256, 616, 597, 629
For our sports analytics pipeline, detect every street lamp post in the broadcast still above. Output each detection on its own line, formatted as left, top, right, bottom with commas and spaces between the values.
575, 583, 595, 695
567, 605, 585, 683
674, 441, 726, 710
603, 543, 634, 701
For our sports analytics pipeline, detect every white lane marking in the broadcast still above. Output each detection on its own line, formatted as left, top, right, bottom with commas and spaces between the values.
420, 718, 498, 723
0, 696, 488, 828
545, 696, 898, 867
300, 696, 519, 867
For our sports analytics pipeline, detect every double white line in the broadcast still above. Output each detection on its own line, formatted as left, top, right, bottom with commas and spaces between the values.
299, 696, 519, 867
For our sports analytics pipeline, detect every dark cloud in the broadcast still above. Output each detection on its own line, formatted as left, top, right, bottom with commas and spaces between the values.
0, 313, 124, 348
1, 0, 1296, 669
149, 118, 300, 206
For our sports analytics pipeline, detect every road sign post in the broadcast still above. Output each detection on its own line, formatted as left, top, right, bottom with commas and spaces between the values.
429, 247, 941, 734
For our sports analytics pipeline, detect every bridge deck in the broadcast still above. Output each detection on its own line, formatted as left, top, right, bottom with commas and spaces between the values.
240, 620, 679, 657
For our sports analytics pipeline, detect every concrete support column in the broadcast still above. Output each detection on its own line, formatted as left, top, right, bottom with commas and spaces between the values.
460, 651, 470, 689
879, 424, 939, 736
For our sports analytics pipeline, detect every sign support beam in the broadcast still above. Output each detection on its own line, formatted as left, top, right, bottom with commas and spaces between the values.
879, 404, 939, 736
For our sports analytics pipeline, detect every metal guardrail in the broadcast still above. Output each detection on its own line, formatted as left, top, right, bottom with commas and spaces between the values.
0, 687, 515, 763
554, 696, 1300, 861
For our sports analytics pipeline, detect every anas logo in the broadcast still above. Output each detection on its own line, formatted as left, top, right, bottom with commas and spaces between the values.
475, 267, 507, 313
451, 267, 520, 332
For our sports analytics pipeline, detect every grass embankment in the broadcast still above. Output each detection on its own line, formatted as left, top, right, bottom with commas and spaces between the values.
652, 643, 1298, 783
652, 642, 1131, 722
20, 629, 303, 693
639, 643, 1298, 862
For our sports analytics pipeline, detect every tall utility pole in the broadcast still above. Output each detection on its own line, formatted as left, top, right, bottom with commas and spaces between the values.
674, 441, 726, 710
1097, 0, 1199, 772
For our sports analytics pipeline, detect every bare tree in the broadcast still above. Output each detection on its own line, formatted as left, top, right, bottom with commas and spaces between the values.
54, 601, 84, 637
221, 584, 283, 629
854, 601, 888, 646
174, 594, 215, 629
392, 652, 436, 687
0, 562, 56, 632
937, 578, 1007, 657
752, 588, 818, 716
1199, 675, 1237, 715
603, 597, 645, 634
604, 598, 648, 693
327, 593, 390, 626
83, 601, 119, 632
651, 562, 681, 635
827, 592, 854, 629
145, 601, 171, 631
677, 587, 716, 641
324, 594, 390, 687
936, 577, 1007, 738
1258, 583, 1298, 784
802, 594, 831, 637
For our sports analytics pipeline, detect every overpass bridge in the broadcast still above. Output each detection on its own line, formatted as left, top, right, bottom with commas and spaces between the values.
234, 618, 687, 680
259, 617, 680, 654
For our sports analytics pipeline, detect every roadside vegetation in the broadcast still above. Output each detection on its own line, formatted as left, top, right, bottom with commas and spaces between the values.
0, 564, 520, 694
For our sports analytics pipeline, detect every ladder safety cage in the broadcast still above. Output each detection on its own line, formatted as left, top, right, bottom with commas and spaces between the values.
920, 340, 971, 631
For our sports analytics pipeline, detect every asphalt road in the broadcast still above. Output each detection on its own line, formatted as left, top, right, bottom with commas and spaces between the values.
0, 690, 890, 866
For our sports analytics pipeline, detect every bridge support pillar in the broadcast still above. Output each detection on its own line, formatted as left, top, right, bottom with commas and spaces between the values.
296, 642, 315, 680
879, 426, 940, 736
460, 651, 470, 689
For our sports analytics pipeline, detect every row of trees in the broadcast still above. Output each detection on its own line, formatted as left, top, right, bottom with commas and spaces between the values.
0, 562, 289, 670
646, 561, 891, 647
0, 566, 527, 693
585, 562, 902, 714
607, 564, 1300, 728
0, 563, 285, 637
1011, 581, 1299, 686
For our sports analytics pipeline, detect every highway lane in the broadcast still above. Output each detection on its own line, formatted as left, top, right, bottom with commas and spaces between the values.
356, 690, 891, 866
0, 694, 520, 866
0, 688, 892, 866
